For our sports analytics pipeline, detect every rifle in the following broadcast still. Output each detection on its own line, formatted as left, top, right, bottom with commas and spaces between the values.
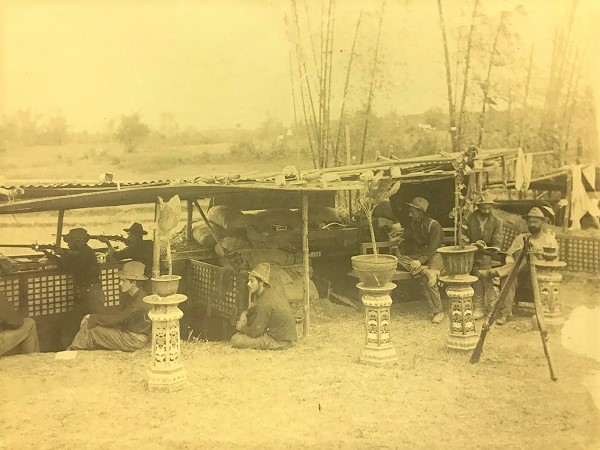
89, 234, 127, 243
470, 236, 530, 363
529, 252, 558, 381
0, 243, 63, 252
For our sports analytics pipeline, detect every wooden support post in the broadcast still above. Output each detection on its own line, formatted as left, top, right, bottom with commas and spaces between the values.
563, 169, 573, 231
501, 155, 508, 190
302, 193, 310, 337
152, 199, 161, 279
345, 124, 353, 218
186, 200, 193, 240
56, 209, 65, 247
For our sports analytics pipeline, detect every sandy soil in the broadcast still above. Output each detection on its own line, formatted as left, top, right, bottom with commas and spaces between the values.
1, 273, 599, 449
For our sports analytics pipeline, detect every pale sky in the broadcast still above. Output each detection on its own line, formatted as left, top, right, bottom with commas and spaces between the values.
0, 0, 598, 131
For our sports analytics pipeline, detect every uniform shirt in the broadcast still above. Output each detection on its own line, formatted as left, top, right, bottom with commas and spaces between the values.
113, 240, 154, 277
466, 211, 503, 247
506, 231, 559, 264
88, 288, 151, 336
240, 286, 297, 343
58, 245, 101, 287
401, 216, 443, 264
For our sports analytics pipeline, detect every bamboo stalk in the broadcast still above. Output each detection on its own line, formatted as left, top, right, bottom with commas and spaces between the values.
518, 45, 534, 148
437, 0, 459, 151
152, 200, 161, 279
457, 0, 480, 144
333, 9, 362, 166
359, 0, 386, 164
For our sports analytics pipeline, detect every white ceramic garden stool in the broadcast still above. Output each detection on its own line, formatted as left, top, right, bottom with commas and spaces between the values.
143, 293, 188, 391
357, 282, 397, 364
440, 275, 478, 351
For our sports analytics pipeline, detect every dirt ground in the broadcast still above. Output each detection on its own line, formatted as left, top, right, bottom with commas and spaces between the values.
1, 273, 599, 449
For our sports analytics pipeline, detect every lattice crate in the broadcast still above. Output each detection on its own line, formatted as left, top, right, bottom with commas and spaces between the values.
101, 267, 121, 307
568, 237, 600, 272
188, 260, 220, 309
0, 275, 20, 309
500, 226, 520, 252
556, 236, 568, 262
27, 273, 75, 317
215, 270, 244, 317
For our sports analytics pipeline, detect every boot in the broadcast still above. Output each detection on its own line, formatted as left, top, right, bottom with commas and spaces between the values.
431, 312, 444, 324
496, 315, 509, 325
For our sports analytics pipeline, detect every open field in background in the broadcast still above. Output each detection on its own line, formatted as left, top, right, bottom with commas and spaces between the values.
1, 142, 313, 181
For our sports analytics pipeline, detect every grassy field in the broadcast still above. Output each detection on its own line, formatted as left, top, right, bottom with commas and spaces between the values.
1, 141, 313, 181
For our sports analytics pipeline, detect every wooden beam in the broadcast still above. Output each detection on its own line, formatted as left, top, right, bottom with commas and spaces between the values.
563, 169, 573, 231
302, 193, 310, 337
55, 210, 65, 247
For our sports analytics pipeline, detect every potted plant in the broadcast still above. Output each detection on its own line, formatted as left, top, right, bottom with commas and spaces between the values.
437, 147, 478, 277
351, 170, 401, 287
152, 195, 182, 296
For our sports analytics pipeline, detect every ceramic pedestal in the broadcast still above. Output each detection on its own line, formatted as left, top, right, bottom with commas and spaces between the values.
144, 293, 188, 391
440, 275, 478, 351
357, 282, 397, 364
534, 260, 567, 330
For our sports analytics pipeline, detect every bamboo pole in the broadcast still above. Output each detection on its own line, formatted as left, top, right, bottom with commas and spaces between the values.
563, 168, 573, 231
55, 209, 65, 247
518, 45, 535, 148
302, 193, 310, 337
152, 199, 161, 279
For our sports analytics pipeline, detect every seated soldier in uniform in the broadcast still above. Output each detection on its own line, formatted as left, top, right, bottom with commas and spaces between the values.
231, 262, 297, 350
478, 207, 558, 325
395, 197, 445, 324
0, 256, 40, 356
68, 261, 151, 352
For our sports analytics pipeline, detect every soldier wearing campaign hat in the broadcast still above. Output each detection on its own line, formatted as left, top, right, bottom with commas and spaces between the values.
395, 197, 446, 324
69, 261, 152, 352
101, 222, 154, 278
230, 262, 297, 350
466, 192, 503, 320
477, 206, 558, 325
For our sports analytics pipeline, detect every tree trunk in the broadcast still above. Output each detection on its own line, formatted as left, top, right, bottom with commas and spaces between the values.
518, 45, 534, 148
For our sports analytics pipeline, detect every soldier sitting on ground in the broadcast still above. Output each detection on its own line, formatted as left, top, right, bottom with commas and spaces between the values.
231, 262, 297, 350
68, 261, 152, 352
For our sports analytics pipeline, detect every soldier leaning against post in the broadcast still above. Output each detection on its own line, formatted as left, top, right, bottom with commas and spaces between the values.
466, 192, 503, 320
477, 207, 558, 325
42, 228, 106, 348
394, 197, 445, 324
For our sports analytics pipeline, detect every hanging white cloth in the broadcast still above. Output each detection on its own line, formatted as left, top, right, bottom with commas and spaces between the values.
582, 164, 596, 190
514, 148, 533, 191
569, 165, 592, 230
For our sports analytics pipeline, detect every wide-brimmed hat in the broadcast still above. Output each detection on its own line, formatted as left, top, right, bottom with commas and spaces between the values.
405, 197, 429, 213
124, 222, 148, 236
117, 261, 148, 281
63, 228, 91, 243
247, 262, 271, 285
476, 191, 495, 205
526, 207, 545, 219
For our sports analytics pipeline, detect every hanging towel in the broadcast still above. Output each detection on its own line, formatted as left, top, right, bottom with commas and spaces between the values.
569, 165, 592, 230
582, 165, 596, 190
514, 148, 533, 191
